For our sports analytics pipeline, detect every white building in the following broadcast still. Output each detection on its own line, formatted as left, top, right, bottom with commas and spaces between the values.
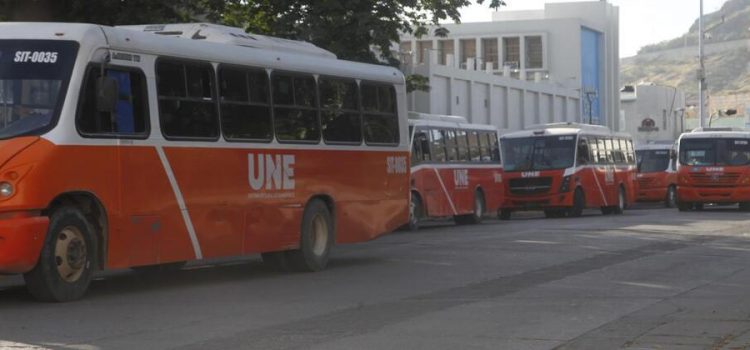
398, 1, 620, 131
620, 84, 686, 144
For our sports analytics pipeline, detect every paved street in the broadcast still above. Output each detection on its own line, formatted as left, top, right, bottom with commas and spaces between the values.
3, 205, 750, 349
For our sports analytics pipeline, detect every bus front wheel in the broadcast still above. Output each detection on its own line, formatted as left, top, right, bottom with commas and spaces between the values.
24, 207, 98, 302
287, 199, 334, 272
409, 194, 424, 230
568, 188, 585, 218
665, 186, 677, 208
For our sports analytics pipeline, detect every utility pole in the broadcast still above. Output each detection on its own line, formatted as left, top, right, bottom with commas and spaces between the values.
698, 0, 706, 127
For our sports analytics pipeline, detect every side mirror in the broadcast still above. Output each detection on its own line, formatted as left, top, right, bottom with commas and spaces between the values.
96, 76, 119, 113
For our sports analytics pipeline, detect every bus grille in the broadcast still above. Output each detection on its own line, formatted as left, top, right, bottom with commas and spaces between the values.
689, 172, 740, 187
509, 177, 553, 195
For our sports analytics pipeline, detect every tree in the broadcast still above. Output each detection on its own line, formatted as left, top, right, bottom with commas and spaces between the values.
221, 0, 505, 65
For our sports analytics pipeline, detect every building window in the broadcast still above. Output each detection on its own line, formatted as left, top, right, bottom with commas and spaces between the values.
459, 39, 476, 69
417, 40, 432, 64
399, 41, 412, 64
481, 38, 498, 70
503, 37, 520, 68
525, 35, 543, 69
438, 39, 454, 66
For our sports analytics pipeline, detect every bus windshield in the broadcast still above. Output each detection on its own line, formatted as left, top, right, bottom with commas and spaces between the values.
502, 135, 576, 171
636, 150, 670, 173
679, 138, 750, 166
0, 40, 78, 139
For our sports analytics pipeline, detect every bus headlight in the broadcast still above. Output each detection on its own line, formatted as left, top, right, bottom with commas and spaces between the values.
559, 176, 571, 193
0, 182, 13, 197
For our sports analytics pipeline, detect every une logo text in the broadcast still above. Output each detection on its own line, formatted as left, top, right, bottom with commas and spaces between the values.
248, 153, 295, 191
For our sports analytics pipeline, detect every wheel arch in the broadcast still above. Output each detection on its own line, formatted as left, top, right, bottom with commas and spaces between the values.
44, 191, 108, 270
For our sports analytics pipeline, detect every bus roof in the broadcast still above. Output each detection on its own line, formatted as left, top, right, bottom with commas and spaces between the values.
679, 129, 750, 140
635, 142, 674, 151
0, 22, 404, 85
408, 112, 497, 132
501, 122, 628, 139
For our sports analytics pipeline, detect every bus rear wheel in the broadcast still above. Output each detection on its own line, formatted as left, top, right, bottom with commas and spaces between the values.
408, 194, 424, 231
286, 199, 334, 272
455, 190, 484, 225
23, 207, 98, 302
613, 187, 626, 215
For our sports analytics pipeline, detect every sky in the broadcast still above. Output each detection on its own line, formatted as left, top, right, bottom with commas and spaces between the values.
457, 0, 728, 57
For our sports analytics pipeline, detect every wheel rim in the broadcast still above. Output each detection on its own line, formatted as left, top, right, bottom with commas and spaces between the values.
310, 214, 328, 256
668, 188, 676, 206
475, 196, 483, 218
54, 226, 87, 283
619, 190, 625, 210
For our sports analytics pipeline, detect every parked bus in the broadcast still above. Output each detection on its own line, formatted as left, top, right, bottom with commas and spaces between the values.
407, 112, 503, 230
676, 127, 750, 211
635, 142, 678, 207
499, 123, 636, 219
0, 23, 410, 301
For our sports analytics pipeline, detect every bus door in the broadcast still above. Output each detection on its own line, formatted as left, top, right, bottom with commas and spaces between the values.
423, 129, 451, 216
591, 137, 615, 207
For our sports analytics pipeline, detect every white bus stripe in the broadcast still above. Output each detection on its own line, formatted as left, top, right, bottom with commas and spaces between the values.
433, 168, 458, 215
592, 167, 609, 206
156, 146, 203, 259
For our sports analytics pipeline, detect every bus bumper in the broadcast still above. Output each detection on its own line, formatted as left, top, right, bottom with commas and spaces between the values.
502, 192, 572, 211
0, 216, 49, 274
678, 186, 750, 204
637, 187, 667, 202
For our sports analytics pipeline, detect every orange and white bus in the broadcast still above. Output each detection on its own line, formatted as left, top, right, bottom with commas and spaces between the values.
0, 23, 410, 301
635, 142, 678, 207
676, 128, 750, 211
407, 112, 503, 230
499, 123, 636, 219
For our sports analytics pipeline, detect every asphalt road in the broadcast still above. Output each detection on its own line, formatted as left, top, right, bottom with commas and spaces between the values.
3, 204, 750, 350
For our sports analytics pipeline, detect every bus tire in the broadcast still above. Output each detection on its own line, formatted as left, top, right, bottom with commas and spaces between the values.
568, 188, 585, 218
23, 207, 98, 302
499, 209, 512, 220
408, 193, 424, 231
665, 185, 677, 208
613, 187, 626, 215
286, 199, 333, 272
456, 190, 485, 225
677, 201, 692, 212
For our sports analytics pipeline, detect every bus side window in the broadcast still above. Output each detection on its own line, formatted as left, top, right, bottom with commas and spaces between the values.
156, 60, 219, 140
444, 130, 458, 162
478, 132, 491, 161
319, 77, 361, 144
412, 130, 431, 164
626, 139, 636, 164
597, 138, 607, 164
77, 66, 149, 137
467, 131, 481, 161
272, 72, 320, 143
430, 129, 446, 162
218, 66, 272, 142
456, 130, 469, 161
488, 132, 500, 162
362, 83, 399, 145
577, 138, 590, 165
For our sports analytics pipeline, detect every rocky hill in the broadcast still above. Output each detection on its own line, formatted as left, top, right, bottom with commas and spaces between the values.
620, 0, 750, 100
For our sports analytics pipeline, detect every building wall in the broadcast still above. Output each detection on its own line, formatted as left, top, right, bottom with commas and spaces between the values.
407, 62, 581, 130
398, 1, 619, 132
621, 84, 686, 144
